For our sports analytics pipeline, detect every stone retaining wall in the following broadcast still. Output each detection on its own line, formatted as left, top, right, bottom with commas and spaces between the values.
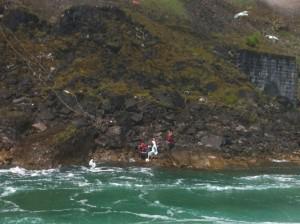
238, 50, 298, 102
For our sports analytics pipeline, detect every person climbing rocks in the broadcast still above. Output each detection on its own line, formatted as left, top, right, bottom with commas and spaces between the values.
146, 138, 158, 162
138, 139, 148, 160
166, 129, 175, 150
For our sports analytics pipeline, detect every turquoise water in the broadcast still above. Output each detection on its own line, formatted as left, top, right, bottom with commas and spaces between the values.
1, 166, 300, 223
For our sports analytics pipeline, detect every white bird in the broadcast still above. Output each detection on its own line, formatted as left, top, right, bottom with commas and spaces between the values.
89, 159, 96, 168
265, 35, 279, 41
234, 11, 249, 19
63, 90, 71, 94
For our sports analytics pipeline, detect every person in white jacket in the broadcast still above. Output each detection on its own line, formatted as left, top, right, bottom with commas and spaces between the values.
146, 138, 158, 162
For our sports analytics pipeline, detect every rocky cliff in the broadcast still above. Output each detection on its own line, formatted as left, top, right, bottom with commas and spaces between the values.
0, 0, 299, 169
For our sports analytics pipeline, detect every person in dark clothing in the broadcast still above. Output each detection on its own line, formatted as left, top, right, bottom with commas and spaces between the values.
166, 130, 175, 150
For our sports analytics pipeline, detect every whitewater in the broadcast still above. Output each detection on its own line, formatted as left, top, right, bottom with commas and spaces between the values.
1, 166, 300, 223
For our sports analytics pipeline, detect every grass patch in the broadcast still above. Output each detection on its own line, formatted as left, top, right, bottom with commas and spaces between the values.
52, 124, 77, 145
140, 0, 187, 19
246, 32, 261, 48
228, 0, 257, 8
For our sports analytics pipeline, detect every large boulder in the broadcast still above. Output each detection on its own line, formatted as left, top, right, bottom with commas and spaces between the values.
95, 125, 123, 149
11, 125, 97, 169
200, 135, 224, 150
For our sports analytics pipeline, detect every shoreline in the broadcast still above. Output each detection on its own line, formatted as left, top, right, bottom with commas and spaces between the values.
2, 148, 300, 171
91, 149, 300, 171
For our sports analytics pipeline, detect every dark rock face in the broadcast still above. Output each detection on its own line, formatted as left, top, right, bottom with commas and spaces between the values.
153, 90, 185, 109
0, 112, 33, 143
238, 50, 298, 103
53, 127, 97, 167
95, 125, 122, 149
11, 126, 97, 169
2, 8, 47, 31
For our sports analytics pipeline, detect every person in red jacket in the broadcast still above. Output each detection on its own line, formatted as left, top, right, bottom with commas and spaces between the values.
166, 129, 175, 150
138, 139, 149, 159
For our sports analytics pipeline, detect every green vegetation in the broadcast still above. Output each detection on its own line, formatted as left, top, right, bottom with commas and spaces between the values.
246, 32, 261, 48
140, 0, 187, 19
52, 124, 78, 145
228, 0, 257, 7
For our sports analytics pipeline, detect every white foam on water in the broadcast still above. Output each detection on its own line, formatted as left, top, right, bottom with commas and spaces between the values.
0, 199, 24, 214
128, 167, 154, 177
77, 199, 97, 208
82, 166, 124, 173
0, 167, 59, 178
77, 180, 91, 187
239, 174, 297, 181
192, 182, 294, 191
29, 208, 88, 214
29, 169, 58, 177
174, 178, 184, 185
119, 210, 175, 221
63, 175, 91, 188
114, 176, 138, 181
168, 216, 297, 224
96, 179, 103, 185
1, 217, 45, 224
69, 193, 79, 201
110, 182, 132, 187
82, 185, 103, 194
66, 173, 75, 178
9, 166, 27, 175
113, 199, 128, 205
1, 187, 17, 197
166, 209, 174, 217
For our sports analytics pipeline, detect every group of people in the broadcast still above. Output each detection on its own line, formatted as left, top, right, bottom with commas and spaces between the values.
137, 130, 175, 162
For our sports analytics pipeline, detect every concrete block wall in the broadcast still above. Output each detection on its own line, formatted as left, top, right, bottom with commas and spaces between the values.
237, 50, 298, 102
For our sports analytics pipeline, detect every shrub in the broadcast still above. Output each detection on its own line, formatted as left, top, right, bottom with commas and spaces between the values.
246, 33, 260, 47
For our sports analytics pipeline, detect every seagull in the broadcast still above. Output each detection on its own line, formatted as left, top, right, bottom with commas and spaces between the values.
63, 90, 71, 94
265, 35, 279, 41
89, 159, 96, 168
234, 11, 249, 19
